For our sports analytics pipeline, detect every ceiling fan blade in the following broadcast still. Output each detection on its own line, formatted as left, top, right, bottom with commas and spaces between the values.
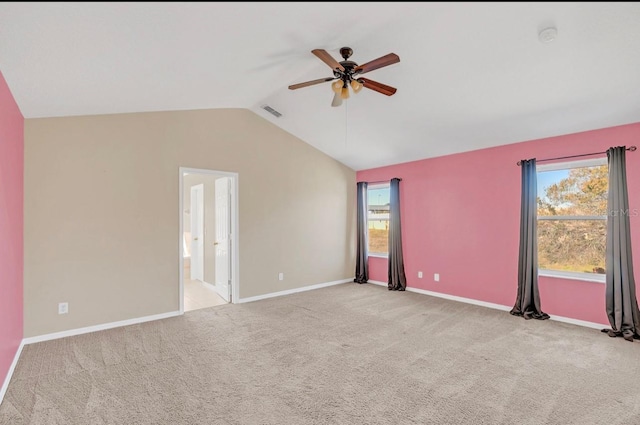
288, 77, 335, 90
354, 53, 400, 74
312, 49, 345, 72
359, 78, 397, 96
331, 92, 343, 107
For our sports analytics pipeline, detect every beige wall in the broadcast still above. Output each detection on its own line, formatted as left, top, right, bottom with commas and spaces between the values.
24, 108, 356, 337
183, 172, 219, 284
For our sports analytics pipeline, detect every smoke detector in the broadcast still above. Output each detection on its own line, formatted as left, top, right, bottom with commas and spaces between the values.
538, 26, 558, 43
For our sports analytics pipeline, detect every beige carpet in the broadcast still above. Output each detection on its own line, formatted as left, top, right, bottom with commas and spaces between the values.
2, 283, 640, 425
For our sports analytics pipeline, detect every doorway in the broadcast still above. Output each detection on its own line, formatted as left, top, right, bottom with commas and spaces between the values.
179, 167, 239, 313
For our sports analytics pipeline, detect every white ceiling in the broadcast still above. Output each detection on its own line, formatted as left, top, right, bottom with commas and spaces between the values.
1, 2, 640, 170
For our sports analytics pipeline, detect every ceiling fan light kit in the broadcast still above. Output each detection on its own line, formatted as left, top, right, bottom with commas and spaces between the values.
350, 79, 363, 93
288, 46, 400, 107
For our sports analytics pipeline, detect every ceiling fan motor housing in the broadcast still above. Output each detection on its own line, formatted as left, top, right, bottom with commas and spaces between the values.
335, 59, 359, 85
340, 46, 353, 60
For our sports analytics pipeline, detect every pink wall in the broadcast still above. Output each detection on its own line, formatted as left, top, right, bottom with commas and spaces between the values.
358, 123, 640, 325
0, 71, 24, 390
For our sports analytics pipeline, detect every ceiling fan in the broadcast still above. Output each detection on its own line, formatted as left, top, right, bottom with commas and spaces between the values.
288, 47, 400, 107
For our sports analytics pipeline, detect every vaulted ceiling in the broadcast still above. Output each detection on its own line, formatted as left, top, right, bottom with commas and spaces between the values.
1, 2, 639, 170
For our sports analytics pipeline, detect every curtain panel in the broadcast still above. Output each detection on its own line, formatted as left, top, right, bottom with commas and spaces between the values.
511, 159, 549, 320
603, 146, 640, 341
388, 178, 407, 291
354, 182, 369, 284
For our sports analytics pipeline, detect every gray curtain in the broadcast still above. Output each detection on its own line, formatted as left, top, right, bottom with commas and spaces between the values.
602, 147, 640, 341
354, 182, 369, 284
388, 178, 406, 291
511, 159, 549, 320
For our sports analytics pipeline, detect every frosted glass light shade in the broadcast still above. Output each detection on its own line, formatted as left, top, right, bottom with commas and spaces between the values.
331, 80, 343, 93
350, 79, 363, 93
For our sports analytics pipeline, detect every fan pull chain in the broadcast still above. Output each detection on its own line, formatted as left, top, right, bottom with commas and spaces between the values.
344, 98, 348, 151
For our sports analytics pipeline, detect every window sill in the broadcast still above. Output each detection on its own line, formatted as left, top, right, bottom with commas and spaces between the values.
368, 253, 388, 259
539, 269, 605, 283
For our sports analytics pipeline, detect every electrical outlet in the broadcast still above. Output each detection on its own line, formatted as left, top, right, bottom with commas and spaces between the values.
418, 271, 423, 278
434, 273, 440, 282
58, 302, 69, 315
278, 272, 284, 281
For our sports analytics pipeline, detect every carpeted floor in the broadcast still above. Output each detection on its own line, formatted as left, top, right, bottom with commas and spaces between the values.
1, 283, 640, 425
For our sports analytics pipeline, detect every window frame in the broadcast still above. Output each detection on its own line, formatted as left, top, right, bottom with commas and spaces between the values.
536, 157, 607, 283
367, 182, 390, 258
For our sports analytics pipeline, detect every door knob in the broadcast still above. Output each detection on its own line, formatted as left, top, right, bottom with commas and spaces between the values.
194, 237, 199, 241
214, 242, 219, 245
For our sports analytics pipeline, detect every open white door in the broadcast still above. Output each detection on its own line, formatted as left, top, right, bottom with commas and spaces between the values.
215, 177, 232, 302
190, 184, 204, 281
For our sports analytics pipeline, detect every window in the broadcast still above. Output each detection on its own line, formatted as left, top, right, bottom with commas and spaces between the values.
537, 158, 608, 281
367, 183, 390, 256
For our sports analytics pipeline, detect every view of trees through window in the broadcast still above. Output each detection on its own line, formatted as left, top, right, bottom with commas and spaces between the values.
537, 163, 608, 274
367, 185, 390, 254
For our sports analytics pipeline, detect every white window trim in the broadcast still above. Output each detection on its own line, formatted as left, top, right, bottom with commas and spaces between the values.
539, 269, 605, 284
537, 157, 606, 172
368, 182, 390, 190
537, 157, 608, 282
368, 252, 388, 259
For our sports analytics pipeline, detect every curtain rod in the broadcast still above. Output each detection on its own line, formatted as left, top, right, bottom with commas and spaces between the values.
516, 146, 637, 166
358, 179, 402, 184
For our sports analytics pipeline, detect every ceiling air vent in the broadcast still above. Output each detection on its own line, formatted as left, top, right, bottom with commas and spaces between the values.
261, 105, 282, 118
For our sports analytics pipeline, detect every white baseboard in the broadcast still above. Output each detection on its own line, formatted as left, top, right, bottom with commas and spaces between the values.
547, 315, 606, 330
0, 339, 25, 407
23, 310, 183, 345
368, 280, 606, 330
238, 278, 353, 304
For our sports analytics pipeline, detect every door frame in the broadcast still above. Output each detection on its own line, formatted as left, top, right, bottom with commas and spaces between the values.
214, 176, 232, 303
179, 167, 240, 313
190, 183, 204, 281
